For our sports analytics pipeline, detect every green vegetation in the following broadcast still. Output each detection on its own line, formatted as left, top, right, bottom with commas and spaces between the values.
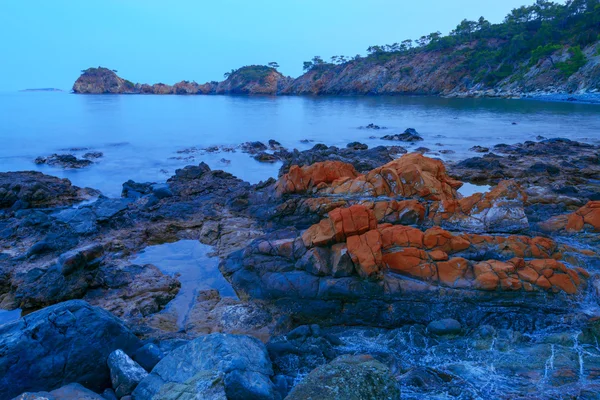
223, 65, 278, 83
303, 0, 599, 81
556, 45, 588, 76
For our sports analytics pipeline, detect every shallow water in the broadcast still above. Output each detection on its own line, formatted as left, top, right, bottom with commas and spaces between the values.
131, 240, 236, 328
1, 91, 599, 197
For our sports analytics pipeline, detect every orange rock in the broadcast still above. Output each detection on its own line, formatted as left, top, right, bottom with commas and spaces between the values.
423, 226, 470, 253
379, 225, 424, 250
437, 257, 470, 287
540, 201, 600, 233
324, 153, 462, 201
474, 272, 500, 290
302, 205, 377, 247
275, 161, 359, 195
566, 201, 600, 232
429, 250, 449, 261
516, 266, 539, 284
548, 273, 577, 294
383, 247, 435, 280
347, 229, 383, 280
371, 200, 426, 225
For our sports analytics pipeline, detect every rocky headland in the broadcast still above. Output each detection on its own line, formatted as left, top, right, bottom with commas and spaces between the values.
1, 132, 600, 398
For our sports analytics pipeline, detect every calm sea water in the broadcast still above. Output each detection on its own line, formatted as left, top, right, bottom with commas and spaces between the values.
1, 91, 599, 197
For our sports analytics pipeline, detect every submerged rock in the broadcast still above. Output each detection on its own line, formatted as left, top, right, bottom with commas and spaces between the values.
0, 300, 141, 399
35, 154, 94, 169
382, 128, 423, 142
285, 354, 400, 400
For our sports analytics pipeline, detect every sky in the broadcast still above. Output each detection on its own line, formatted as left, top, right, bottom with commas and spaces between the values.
0, 0, 550, 91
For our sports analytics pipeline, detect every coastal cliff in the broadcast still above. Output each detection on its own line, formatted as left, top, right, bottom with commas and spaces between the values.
73, 1, 600, 98
73, 65, 290, 95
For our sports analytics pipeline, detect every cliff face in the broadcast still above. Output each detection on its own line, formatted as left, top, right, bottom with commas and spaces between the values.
283, 42, 600, 97
72, 66, 290, 95
216, 65, 292, 95
73, 67, 136, 94
73, 42, 599, 97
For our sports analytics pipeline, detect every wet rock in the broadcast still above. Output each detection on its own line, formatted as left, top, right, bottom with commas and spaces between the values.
254, 152, 279, 163
149, 370, 227, 400
347, 142, 368, 150
133, 333, 279, 400
150, 183, 173, 199
241, 141, 268, 154
470, 146, 489, 153
360, 123, 386, 130
285, 354, 400, 400
268, 139, 283, 150
381, 128, 423, 142
12, 383, 105, 400
0, 171, 97, 209
35, 154, 93, 169
83, 151, 104, 160
173, 162, 211, 181
0, 300, 141, 399
133, 343, 164, 372
427, 318, 462, 335
107, 349, 148, 397
121, 180, 154, 199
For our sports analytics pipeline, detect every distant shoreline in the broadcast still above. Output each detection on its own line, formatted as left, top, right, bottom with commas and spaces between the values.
19, 88, 64, 92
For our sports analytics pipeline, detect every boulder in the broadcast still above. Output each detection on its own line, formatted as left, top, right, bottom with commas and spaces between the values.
107, 350, 148, 397
0, 300, 141, 399
132, 333, 279, 400
35, 154, 93, 169
12, 383, 105, 400
285, 354, 400, 400
427, 318, 462, 335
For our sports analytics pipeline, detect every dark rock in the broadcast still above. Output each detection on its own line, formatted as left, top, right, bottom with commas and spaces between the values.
121, 180, 154, 199
470, 146, 489, 153
346, 142, 368, 150
102, 389, 118, 400
173, 162, 211, 181
361, 123, 386, 130
0, 300, 141, 399
34, 154, 94, 169
440, 149, 455, 154
529, 162, 560, 176
254, 153, 279, 163
241, 141, 268, 154
83, 151, 104, 160
151, 183, 173, 199
133, 333, 279, 400
427, 318, 462, 335
0, 171, 97, 209
13, 383, 105, 400
133, 343, 164, 372
285, 354, 400, 400
107, 349, 148, 397
53, 207, 98, 234
381, 128, 423, 142
268, 139, 283, 150
414, 147, 430, 153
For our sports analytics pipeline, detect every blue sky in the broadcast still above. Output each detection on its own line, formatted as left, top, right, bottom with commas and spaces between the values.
0, 0, 548, 90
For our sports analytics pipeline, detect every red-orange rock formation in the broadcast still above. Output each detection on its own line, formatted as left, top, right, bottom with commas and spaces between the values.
293, 204, 587, 294
540, 201, 600, 233
275, 161, 359, 195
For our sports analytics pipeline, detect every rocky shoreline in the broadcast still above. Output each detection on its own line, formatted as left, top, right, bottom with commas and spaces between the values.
2, 135, 600, 399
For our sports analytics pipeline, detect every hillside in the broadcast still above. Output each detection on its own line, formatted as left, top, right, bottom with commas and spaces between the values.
73, 1, 600, 97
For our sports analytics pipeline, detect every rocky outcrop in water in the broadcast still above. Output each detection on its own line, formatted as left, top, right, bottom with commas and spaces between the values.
73, 66, 291, 96
2, 136, 600, 398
